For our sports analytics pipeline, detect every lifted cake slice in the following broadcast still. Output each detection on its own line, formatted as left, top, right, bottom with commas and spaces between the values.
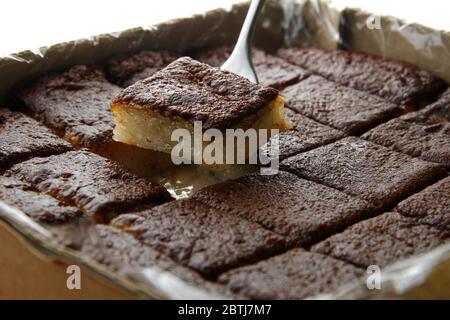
111, 57, 290, 170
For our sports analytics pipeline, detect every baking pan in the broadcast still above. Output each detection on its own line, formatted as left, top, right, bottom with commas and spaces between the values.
0, 0, 449, 299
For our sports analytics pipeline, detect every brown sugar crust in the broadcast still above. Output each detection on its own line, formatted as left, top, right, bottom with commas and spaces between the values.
193, 171, 376, 246
0, 176, 81, 224
218, 249, 364, 299
0, 108, 71, 172
396, 177, 450, 230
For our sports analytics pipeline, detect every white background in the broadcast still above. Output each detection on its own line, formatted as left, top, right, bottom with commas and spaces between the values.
1, 0, 449, 56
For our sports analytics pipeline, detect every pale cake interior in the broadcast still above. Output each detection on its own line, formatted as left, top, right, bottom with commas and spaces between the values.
111, 94, 290, 172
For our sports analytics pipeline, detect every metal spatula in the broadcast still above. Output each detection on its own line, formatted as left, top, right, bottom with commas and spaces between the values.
221, 0, 266, 84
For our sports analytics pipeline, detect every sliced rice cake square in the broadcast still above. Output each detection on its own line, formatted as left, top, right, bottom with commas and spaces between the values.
0, 108, 71, 172
193, 171, 376, 246
264, 108, 345, 160
218, 249, 364, 299
312, 212, 450, 268
282, 75, 401, 134
280, 136, 446, 209
362, 88, 450, 166
278, 47, 446, 107
55, 224, 237, 299
111, 199, 293, 278
16, 65, 121, 150
396, 177, 450, 230
0, 176, 81, 224
5, 150, 172, 219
